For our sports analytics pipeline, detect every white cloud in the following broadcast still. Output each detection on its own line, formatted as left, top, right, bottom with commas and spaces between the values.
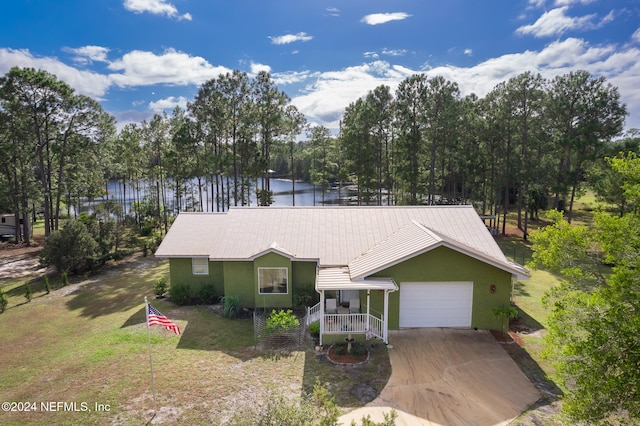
250, 62, 272, 75
0, 48, 112, 99
361, 12, 411, 26
364, 49, 407, 59
381, 48, 408, 57
64, 45, 110, 64
149, 96, 188, 112
528, 0, 547, 7
326, 8, 340, 17
107, 49, 231, 87
271, 70, 317, 86
289, 38, 640, 131
464, 49, 473, 56
123, 0, 192, 21
269, 32, 313, 45
517, 6, 613, 37
633, 28, 640, 44
554, 0, 595, 5
291, 61, 415, 128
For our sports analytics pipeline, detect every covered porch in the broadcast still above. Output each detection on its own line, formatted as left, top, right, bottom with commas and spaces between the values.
306, 267, 398, 345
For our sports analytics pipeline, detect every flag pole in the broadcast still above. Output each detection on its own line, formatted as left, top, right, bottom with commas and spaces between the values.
144, 296, 158, 415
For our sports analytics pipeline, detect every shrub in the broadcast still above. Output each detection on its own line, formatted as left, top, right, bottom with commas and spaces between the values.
266, 309, 300, 333
43, 276, 51, 294
24, 282, 33, 302
0, 289, 7, 313
197, 283, 217, 304
293, 293, 311, 307
39, 219, 99, 273
309, 321, 320, 337
350, 342, 367, 356
231, 380, 339, 426
61, 272, 69, 287
492, 305, 519, 336
170, 283, 192, 306
333, 343, 347, 356
153, 278, 168, 297
222, 295, 242, 319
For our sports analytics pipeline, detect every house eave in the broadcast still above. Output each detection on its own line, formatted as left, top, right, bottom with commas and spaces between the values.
350, 241, 529, 281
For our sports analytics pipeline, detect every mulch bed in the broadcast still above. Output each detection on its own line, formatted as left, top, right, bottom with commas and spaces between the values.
490, 329, 516, 344
327, 343, 369, 364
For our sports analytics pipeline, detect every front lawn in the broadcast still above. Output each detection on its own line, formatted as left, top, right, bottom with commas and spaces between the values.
0, 256, 390, 425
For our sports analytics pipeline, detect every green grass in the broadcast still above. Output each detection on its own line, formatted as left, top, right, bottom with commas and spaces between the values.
0, 256, 389, 425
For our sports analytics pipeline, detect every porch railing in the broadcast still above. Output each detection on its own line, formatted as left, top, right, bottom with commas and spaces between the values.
307, 303, 384, 341
307, 303, 322, 325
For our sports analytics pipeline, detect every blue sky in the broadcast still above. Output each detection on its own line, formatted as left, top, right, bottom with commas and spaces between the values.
1, 0, 639, 133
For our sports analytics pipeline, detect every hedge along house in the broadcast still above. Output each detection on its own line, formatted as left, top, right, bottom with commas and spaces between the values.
155, 206, 528, 345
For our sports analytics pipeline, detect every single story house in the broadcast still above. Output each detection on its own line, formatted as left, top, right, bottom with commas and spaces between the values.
155, 206, 528, 345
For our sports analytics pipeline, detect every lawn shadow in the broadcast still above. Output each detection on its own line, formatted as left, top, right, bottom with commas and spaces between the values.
495, 236, 534, 266
512, 305, 545, 332
501, 337, 564, 414
513, 280, 531, 298
121, 301, 260, 362
65, 257, 167, 319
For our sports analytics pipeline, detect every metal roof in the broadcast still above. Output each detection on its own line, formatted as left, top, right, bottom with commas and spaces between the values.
349, 220, 529, 280
155, 206, 528, 279
316, 267, 397, 291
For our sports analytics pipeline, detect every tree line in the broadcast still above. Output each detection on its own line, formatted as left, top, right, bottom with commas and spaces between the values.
530, 151, 640, 423
325, 71, 632, 240
0, 66, 636, 247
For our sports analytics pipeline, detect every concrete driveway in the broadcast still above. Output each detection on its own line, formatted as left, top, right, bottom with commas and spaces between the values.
339, 329, 541, 426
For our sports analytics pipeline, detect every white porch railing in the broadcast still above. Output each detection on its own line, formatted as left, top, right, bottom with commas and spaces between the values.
307, 303, 384, 341
368, 315, 384, 340
307, 303, 322, 325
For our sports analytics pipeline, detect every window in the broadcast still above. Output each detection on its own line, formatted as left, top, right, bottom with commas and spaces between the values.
192, 258, 209, 275
258, 267, 288, 294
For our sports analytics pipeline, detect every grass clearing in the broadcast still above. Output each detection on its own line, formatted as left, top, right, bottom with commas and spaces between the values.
0, 255, 390, 425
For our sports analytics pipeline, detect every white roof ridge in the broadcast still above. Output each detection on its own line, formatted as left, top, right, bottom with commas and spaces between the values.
249, 240, 296, 259
348, 220, 443, 280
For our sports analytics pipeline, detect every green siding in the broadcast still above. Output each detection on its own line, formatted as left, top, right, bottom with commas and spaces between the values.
292, 261, 319, 306
223, 261, 255, 308
254, 252, 292, 308
168, 254, 319, 309
168, 246, 512, 332
168, 258, 223, 296
372, 246, 512, 331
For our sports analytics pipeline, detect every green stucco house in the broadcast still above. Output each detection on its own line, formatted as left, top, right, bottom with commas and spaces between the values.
155, 206, 528, 345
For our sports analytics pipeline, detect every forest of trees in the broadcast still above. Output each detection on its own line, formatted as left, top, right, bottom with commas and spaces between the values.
0, 66, 637, 247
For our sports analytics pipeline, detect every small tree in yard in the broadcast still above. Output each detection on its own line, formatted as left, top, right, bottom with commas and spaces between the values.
492, 305, 519, 338
40, 219, 99, 274
0, 288, 8, 313
153, 278, 168, 297
43, 276, 50, 294
24, 282, 33, 302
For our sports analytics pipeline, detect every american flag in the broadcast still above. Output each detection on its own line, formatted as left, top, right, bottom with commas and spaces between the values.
147, 303, 181, 335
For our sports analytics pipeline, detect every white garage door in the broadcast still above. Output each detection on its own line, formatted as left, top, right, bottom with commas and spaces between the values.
399, 282, 473, 328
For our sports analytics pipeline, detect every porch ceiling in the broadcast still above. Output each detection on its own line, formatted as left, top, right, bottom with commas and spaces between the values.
316, 267, 397, 291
